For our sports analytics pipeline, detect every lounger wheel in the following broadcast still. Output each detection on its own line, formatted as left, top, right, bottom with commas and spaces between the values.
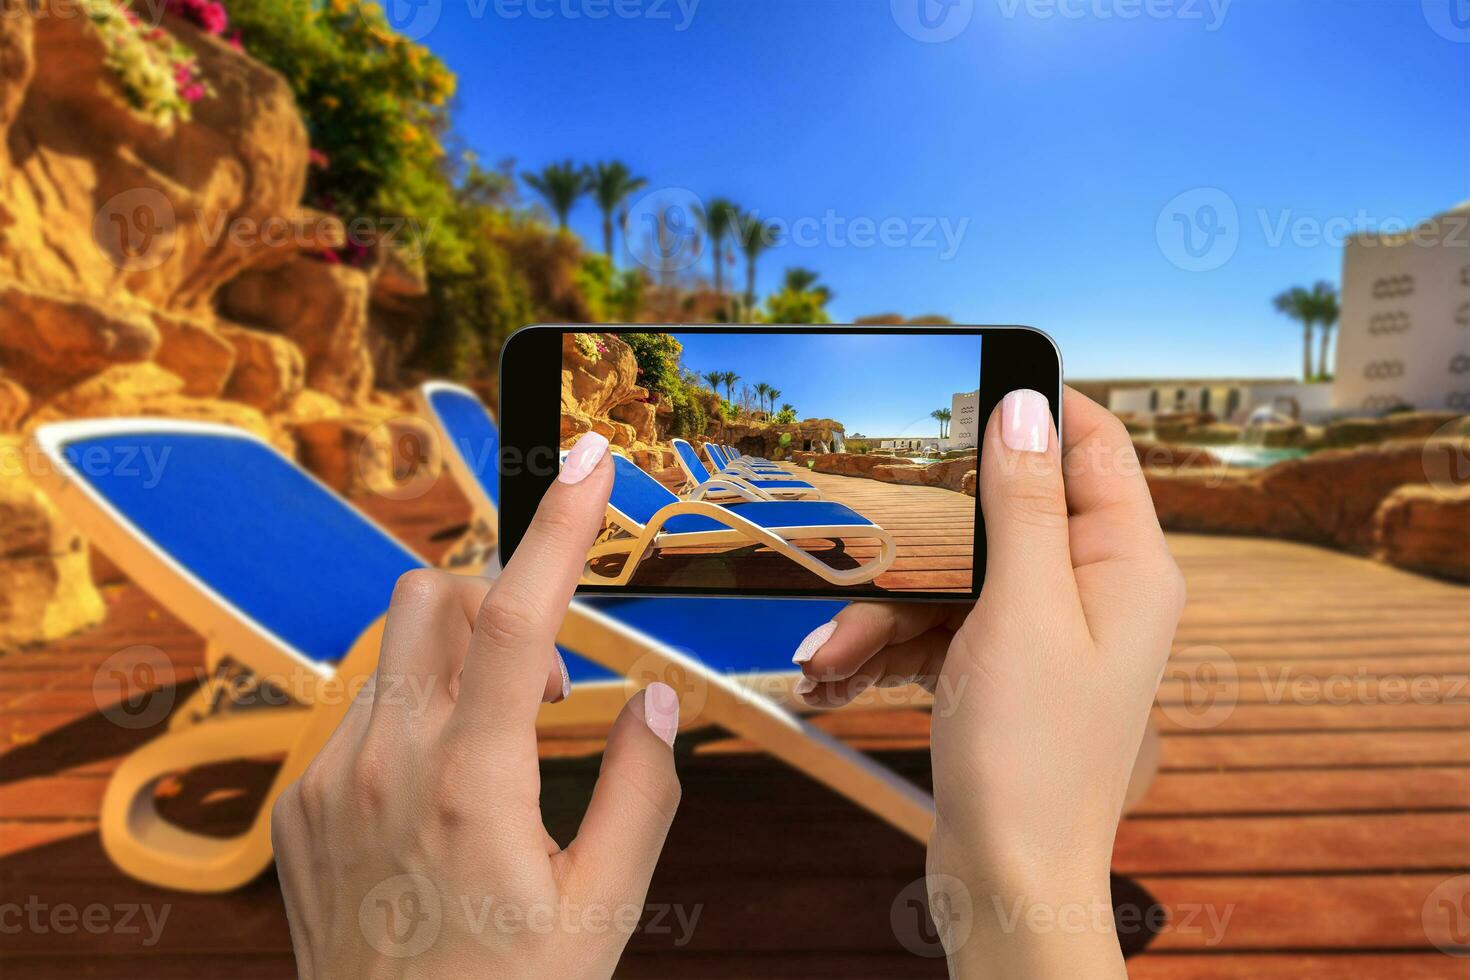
101, 711, 310, 892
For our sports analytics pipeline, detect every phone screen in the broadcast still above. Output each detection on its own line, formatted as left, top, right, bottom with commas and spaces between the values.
556, 327, 983, 597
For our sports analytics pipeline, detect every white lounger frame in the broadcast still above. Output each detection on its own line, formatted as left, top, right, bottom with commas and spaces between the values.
670, 438, 821, 501
31, 417, 931, 893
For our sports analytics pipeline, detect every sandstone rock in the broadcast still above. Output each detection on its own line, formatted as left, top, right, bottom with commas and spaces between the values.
1152, 412, 1216, 442
1146, 435, 1470, 554
1249, 421, 1307, 449
30, 362, 280, 446
562, 332, 642, 421
0, 436, 106, 648
0, 283, 159, 395
152, 313, 236, 397
218, 323, 306, 410
0, 373, 29, 431
1319, 412, 1464, 450
1373, 485, 1470, 583
219, 258, 373, 404
960, 470, 977, 497
812, 454, 914, 478
0, 12, 309, 314
610, 400, 658, 444
291, 408, 438, 499
1182, 423, 1243, 446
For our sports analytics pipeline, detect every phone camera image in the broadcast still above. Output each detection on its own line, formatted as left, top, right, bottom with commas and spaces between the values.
559, 328, 984, 597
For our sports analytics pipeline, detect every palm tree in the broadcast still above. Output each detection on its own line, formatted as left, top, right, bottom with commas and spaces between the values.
780, 402, 794, 418
737, 214, 778, 309
782, 267, 832, 303
1273, 285, 1322, 382
721, 371, 740, 404
698, 197, 741, 297
702, 370, 724, 395
587, 161, 647, 260
753, 382, 771, 417
931, 408, 952, 439
1312, 282, 1340, 379
522, 160, 588, 230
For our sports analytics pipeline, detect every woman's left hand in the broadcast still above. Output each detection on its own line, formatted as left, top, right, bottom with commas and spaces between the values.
271, 433, 683, 978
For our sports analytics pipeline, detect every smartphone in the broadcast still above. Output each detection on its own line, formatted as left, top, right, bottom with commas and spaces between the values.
498, 324, 1060, 601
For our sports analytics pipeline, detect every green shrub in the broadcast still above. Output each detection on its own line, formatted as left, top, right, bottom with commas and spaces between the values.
669, 386, 707, 438
621, 332, 684, 397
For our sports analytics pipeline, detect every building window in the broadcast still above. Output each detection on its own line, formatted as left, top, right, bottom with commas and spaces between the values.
1225, 388, 1241, 417
1364, 360, 1406, 381
1371, 275, 1415, 300
1149, 390, 1159, 411
1200, 389, 1212, 413
1369, 311, 1411, 335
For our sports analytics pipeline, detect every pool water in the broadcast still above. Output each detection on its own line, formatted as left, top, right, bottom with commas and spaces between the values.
1192, 445, 1308, 469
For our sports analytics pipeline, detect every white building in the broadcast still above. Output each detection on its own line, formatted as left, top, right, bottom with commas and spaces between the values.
1109, 380, 1334, 424
1334, 201, 1470, 414
949, 389, 980, 448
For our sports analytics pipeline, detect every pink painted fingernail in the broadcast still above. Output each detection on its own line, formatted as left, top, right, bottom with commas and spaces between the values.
643, 682, 679, 747
1001, 389, 1050, 454
559, 432, 609, 484
792, 621, 836, 665
793, 676, 817, 696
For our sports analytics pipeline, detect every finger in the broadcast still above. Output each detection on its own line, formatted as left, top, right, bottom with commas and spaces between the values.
792, 602, 964, 682
1059, 387, 1170, 568
979, 389, 1078, 605
457, 433, 612, 737
563, 684, 681, 908
796, 628, 952, 709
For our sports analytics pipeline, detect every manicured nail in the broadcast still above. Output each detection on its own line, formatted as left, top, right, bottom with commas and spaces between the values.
1001, 389, 1050, 454
555, 652, 570, 703
559, 432, 609, 484
643, 681, 679, 747
792, 621, 837, 665
793, 676, 817, 696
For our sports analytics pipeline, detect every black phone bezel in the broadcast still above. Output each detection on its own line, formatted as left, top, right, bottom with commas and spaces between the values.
498, 323, 1062, 602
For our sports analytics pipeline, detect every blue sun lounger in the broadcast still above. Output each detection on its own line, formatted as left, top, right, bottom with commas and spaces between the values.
670, 438, 822, 501
706, 442, 790, 478
30, 413, 929, 891
592, 453, 896, 587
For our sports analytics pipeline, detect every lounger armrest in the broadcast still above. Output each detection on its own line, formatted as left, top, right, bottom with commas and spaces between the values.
687, 479, 767, 503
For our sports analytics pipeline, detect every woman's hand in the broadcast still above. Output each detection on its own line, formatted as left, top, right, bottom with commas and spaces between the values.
792, 388, 1184, 977
272, 433, 683, 979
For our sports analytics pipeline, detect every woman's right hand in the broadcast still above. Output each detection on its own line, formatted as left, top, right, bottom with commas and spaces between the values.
793, 388, 1185, 977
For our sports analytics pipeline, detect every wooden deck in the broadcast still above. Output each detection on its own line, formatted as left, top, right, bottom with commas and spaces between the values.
2, 475, 1468, 978
605, 465, 976, 593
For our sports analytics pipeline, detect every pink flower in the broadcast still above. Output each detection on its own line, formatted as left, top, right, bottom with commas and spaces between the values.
182, 83, 206, 102
308, 148, 330, 169
226, 29, 244, 50
198, 1, 227, 35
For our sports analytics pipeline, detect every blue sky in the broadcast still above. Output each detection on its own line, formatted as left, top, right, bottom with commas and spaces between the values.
670, 331, 981, 436
408, 0, 1466, 379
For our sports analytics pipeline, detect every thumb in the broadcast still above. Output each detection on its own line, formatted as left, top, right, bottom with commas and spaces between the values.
566, 683, 682, 904
979, 389, 1076, 599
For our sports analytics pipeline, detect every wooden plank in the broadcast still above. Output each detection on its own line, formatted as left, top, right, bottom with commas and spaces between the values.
1128, 954, 1463, 980
1159, 731, 1470, 769
1133, 768, 1470, 815
1114, 813, 1470, 874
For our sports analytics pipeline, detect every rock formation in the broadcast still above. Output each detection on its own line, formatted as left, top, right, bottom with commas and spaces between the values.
0, 9, 432, 646
797, 452, 977, 497
560, 332, 678, 480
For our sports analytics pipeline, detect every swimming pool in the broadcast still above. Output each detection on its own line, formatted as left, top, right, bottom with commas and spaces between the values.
1193, 445, 1309, 469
